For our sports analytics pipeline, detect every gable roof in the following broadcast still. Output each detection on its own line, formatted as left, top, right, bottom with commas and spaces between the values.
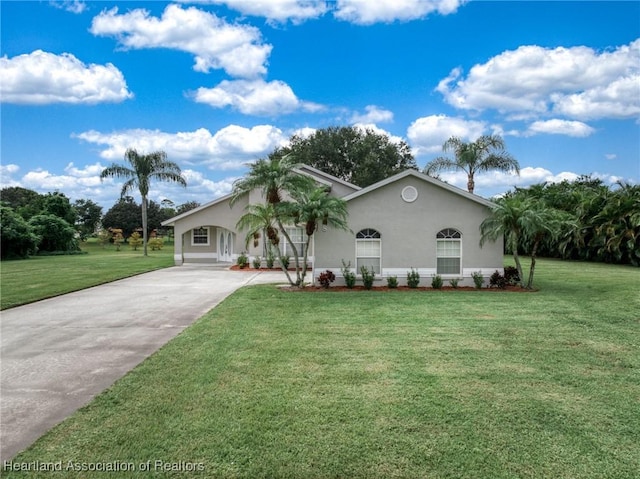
293, 164, 361, 194
161, 193, 232, 227
342, 169, 494, 208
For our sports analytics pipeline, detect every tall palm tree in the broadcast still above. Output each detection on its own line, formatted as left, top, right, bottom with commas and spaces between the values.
230, 154, 315, 206
280, 187, 350, 285
100, 149, 186, 256
231, 155, 317, 286
425, 135, 520, 194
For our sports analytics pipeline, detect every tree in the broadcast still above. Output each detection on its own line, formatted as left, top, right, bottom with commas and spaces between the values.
101, 197, 141, 238
0, 206, 39, 259
41, 192, 76, 225
280, 186, 350, 285
276, 126, 417, 187
424, 135, 520, 194
0, 186, 43, 219
28, 214, 79, 253
100, 149, 187, 256
480, 196, 576, 289
231, 155, 317, 286
74, 199, 103, 240
480, 196, 530, 287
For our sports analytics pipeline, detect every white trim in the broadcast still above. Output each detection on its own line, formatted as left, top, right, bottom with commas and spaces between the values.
436, 235, 462, 276
191, 227, 211, 246
183, 252, 217, 259
401, 185, 418, 203
463, 267, 504, 276
343, 169, 494, 207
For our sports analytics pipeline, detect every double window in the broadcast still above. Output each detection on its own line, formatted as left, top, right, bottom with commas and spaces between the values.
280, 227, 306, 257
436, 228, 461, 275
356, 228, 381, 274
192, 227, 210, 246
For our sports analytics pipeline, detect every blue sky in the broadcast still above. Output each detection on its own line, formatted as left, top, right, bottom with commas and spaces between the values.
1, 0, 639, 209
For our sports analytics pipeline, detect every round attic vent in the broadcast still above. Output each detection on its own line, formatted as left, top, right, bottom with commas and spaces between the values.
401, 185, 418, 203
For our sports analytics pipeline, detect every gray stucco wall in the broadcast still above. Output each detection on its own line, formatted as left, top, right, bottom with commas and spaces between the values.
313, 175, 503, 286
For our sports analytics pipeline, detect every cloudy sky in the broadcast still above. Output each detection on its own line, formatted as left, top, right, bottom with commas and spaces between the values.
1, 0, 638, 209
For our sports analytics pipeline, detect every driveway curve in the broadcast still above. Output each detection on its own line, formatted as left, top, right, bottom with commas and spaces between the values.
0, 265, 289, 461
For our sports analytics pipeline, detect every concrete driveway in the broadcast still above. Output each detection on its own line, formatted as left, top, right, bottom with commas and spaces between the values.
0, 265, 289, 461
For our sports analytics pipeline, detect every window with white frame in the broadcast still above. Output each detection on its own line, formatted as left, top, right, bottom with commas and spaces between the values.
356, 228, 381, 274
436, 228, 461, 275
280, 227, 306, 257
192, 227, 210, 246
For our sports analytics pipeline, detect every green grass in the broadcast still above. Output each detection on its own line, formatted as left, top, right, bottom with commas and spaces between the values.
0, 239, 174, 310
3, 259, 640, 478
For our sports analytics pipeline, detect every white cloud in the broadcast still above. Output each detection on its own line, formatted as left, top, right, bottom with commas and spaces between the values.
526, 119, 595, 137
406, 114, 486, 155
437, 39, 640, 120
350, 105, 394, 124
0, 50, 132, 105
90, 4, 272, 78
193, 79, 322, 116
605, 153, 617, 160
186, 0, 328, 24
49, 1, 87, 14
74, 125, 289, 169
333, 0, 465, 24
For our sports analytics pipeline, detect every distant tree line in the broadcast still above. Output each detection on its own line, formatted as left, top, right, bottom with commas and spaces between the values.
502, 176, 640, 266
0, 186, 199, 260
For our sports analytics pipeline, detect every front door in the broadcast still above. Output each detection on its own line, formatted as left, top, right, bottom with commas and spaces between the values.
218, 228, 233, 262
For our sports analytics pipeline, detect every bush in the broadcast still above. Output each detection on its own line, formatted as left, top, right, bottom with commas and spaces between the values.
360, 265, 375, 290
317, 270, 336, 289
387, 275, 398, 288
0, 206, 39, 259
431, 274, 443, 289
472, 271, 484, 289
489, 270, 508, 289
407, 268, 420, 288
504, 266, 520, 285
28, 214, 79, 253
237, 252, 249, 269
148, 237, 164, 251
252, 256, 261, 269
266, 251, 275, 269
280, 255, 290, 269
341, 260, 356, 289
128, 232, 143, 250
449, 278, 460, 288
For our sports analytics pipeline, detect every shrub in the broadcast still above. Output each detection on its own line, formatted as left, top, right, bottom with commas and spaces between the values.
407, 268, 420, 288
387, 275, 398, 288
237, 252, 249, 269
341, 260, 356, 289
280, 255, 290, 269
317, 270, 336, 289
431, 274, 443, 289
472, 271, 484, 289
148, 237, 164, 251
252, 256, 261, 269
0, 206, 39, 259
266, 251, 275, 269
504, 266, 520, 285
128, 232, 143, 250
489, 270, 508, 289
360, 265, 375, 290
449, 278, 460, 288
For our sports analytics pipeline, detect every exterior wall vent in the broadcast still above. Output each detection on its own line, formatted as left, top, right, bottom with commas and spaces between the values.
401, 185, 418, 203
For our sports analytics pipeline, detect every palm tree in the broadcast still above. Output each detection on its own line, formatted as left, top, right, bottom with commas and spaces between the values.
280, 187, 350, 285
425, 135, 520, 194
480, 195, 529, 287
230, 154, 315, 206
100, 149, 186, 256
231, 155, 317, 286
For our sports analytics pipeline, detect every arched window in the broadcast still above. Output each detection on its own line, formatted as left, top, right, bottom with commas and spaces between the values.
356, 228, 381, 274
436, 228, 462, 275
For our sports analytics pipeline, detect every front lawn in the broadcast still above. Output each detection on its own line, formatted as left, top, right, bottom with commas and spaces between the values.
0, 239, 174, 310
3, 259, 639, 478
